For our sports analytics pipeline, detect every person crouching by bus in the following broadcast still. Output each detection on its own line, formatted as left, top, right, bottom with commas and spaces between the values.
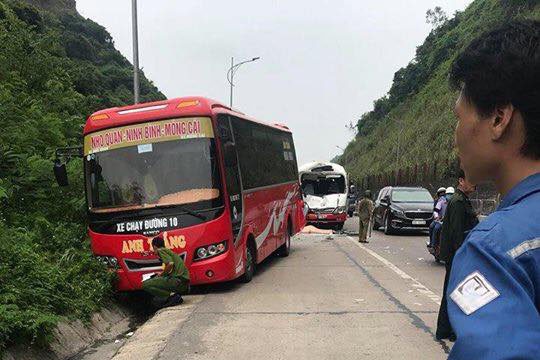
142, 236, 190, 308
357, 190, 374, 243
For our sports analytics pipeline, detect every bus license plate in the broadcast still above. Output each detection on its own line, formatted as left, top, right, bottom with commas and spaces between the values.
412, 220, 426, 225
318, 214, 327, 219
142, 273, 157, 282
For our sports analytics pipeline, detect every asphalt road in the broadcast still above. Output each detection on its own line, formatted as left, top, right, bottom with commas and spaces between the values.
344, 217, 447, 294
84, 216, 452, 360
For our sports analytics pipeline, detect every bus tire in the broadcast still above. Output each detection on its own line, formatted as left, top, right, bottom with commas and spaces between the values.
277, 225, 291, 257
240, 241, 256, 283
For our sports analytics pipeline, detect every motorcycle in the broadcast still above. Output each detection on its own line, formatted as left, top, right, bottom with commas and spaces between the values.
426, 220, 442, 263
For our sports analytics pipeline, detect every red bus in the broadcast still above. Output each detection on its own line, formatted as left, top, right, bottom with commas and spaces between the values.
55, 97, 306, 290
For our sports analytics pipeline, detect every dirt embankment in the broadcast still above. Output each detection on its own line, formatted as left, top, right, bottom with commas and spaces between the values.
3, 303, 136, 360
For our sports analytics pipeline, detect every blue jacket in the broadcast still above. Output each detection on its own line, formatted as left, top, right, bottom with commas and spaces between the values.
448, 173, 540, 359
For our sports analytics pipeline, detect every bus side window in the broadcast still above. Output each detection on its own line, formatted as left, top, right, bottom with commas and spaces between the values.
217, 115, 243, 241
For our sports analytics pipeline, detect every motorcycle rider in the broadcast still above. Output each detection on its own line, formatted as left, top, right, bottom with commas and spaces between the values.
429, 187, 447, 248
445, 186, 455, 201
433, 187, 446, 208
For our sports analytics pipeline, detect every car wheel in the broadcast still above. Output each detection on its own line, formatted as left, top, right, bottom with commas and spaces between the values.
373, 217, 380, 230
335, 223, 344, 231
240, 243, 256, 283
277, 227, 291, 257
384, 214, 395, 235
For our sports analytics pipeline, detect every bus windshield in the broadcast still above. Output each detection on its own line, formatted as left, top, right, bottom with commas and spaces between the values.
301, 175, 346, 196
85, 134, 222, 213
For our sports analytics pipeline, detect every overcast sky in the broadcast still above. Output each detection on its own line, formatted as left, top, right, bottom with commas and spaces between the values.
77, 0, 472, 166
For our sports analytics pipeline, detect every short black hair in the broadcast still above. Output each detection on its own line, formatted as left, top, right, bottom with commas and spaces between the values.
457, 168, 466, 180
449, 20, 540, 159
152, 236, 165, 249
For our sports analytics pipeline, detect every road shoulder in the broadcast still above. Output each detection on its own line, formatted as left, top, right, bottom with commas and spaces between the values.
111, 295, 205, 360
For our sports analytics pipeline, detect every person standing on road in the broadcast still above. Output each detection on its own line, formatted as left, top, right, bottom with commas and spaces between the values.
357, 190, 374, 243
436, 170, 478, 341
142, 236, 190, 308
446, 20, 540, 359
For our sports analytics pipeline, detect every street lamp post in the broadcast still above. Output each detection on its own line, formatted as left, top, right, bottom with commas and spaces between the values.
132, 0, 140, 104
227, 56, 260, 108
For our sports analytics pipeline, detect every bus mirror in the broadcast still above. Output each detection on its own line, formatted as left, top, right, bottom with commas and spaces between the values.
53, 160, 69, 187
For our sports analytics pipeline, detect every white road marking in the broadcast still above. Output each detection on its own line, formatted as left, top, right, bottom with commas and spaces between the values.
346, 236, 441, 305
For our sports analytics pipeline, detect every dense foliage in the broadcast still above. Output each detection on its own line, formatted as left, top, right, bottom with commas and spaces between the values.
0, 0, 164, 351
339, 0, 540, 183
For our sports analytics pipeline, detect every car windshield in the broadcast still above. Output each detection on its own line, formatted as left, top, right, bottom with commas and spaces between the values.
84, 117, 223, 213
391, 189, 433, 203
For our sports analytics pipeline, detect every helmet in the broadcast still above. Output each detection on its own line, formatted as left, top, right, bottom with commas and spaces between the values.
436, 187, 446, 194
445, 186, 455, 194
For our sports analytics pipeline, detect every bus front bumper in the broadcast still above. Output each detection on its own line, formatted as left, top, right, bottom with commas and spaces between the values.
306, 212, 347, 225
114, 249, 239, 291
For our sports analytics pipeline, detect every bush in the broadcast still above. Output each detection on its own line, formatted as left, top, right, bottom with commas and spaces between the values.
0, 222, 113, 349
0, 0, 164, 352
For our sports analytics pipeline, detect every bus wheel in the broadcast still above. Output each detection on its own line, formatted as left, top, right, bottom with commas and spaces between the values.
278, 227, 291, 257
240, 243, 256, 283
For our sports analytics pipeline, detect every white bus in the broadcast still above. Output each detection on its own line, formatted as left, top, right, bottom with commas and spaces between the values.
299, 162, 349, 230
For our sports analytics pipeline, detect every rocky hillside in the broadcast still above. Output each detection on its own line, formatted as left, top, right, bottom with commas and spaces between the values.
338, 0, 540, 186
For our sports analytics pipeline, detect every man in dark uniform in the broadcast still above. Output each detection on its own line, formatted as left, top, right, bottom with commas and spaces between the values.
142, 236, 190, 307
436, 170, 478, 340
446, 20, 540, 359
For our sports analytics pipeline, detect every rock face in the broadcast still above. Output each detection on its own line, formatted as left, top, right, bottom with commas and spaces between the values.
22, 0, 77, 14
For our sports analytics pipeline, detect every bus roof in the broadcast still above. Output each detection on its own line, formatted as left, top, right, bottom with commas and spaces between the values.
84, 96, 291, 135
298, 162, 347, 176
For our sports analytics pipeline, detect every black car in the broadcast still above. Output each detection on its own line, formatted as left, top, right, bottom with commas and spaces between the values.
373, 186, 434, 235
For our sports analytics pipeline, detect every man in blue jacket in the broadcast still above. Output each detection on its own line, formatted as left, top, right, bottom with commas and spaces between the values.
447, 20, 540, 359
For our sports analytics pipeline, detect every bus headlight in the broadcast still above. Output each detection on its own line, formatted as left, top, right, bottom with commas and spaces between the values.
334, 206, 347, 214
208, 245, 218, 256
194, 241, 228, 261
197, 248, 208, 259
96, 256, 120, 270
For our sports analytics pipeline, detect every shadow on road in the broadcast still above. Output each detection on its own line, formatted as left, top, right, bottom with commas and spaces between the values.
190, 252, 285, 295
371, 228, 430, 237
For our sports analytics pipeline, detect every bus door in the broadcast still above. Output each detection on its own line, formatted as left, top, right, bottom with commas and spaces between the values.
217, 115, 244, 246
